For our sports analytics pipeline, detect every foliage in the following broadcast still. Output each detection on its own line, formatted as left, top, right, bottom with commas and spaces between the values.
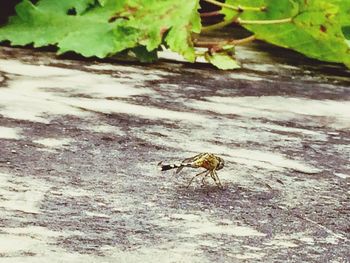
0, 0, 349, 70
222, 0, 350, 67
0, 0, 200, 61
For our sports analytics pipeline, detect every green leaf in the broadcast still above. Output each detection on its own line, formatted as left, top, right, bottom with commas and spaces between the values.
0, 0, 134, 58
0, 0, 201, 62
123, 0, 201, 62
222, 0, 350, 67
205, 51, 240, 70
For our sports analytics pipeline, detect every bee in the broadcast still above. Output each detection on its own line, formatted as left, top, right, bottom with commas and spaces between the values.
158, 153, 225, 189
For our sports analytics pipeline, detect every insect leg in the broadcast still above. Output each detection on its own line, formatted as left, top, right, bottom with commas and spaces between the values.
201, 172, 209, 187
211, 170, 224, 190
186, 170, 210, 188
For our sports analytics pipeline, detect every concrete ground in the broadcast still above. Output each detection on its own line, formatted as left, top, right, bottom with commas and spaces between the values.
0, 45, 349, 262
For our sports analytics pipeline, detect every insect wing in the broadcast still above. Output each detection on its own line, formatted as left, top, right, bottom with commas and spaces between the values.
175, 154, 201, 174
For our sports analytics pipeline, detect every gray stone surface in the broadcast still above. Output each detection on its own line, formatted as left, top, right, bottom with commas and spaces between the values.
0, 45, 349, 262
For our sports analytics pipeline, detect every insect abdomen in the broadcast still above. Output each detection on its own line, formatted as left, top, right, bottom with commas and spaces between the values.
159, 163, 192, 171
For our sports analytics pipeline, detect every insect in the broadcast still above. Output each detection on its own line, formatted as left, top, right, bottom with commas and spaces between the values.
158, 153, 225, 189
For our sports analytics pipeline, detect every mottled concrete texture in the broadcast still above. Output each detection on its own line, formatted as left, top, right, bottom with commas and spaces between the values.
0, 44, 349, 263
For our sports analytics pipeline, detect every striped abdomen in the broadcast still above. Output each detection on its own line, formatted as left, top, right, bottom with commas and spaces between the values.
159, 163, 193, 172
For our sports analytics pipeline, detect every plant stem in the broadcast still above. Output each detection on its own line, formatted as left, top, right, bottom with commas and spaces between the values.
227, 35, 256, 45
202, 16, 293, 32
194, 40, 225, 48
201, 18, 236, 32
194, 35, 256, 49
203, 0, 266, 12
238, 17, 293, 24
200, 11, 221, 17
